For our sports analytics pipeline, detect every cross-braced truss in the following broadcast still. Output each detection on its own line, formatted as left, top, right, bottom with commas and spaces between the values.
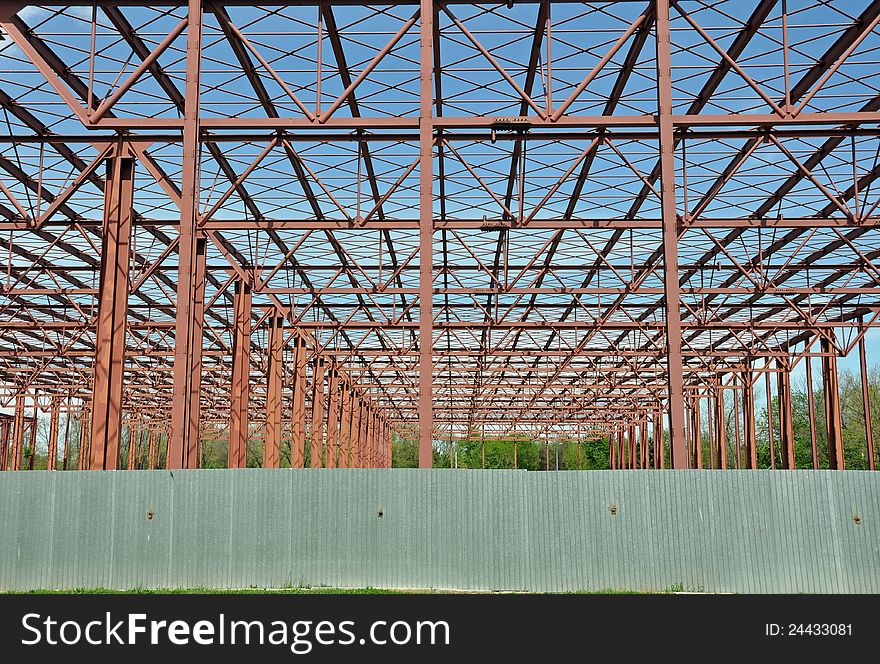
0, 0, 878, 470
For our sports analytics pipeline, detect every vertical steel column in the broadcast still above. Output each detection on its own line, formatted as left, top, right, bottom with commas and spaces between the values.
656, 0, 687, 469
90, 154, 134, 471
227, 279, 252, 469
692, 397, 702, 469
805, 351, 819, 469
733, 385, 742, 469
858, 317, 876, 470
361, 403, 370, 468
11, 393, 25, 471
47, 397, 60, 471
821, 336, 844, 469
765, 369, 775, 470
185, 236, 206, 469
350, 396, 362, 468
742, 367, 757, 469
418, 0, 434, 468
310, 358, 326, 468
0, 417, 9, 471
325, 367, 339, 468
369, 411, 377, 467
148, 427, 156, 470
62, 396, 72, 470
609, 429, 616, 469
656, 410, 665, 469
264, 315, 284, 469
640, 424, 648, 469
290, 336, 307, 467
359, 401, 368, 468
626, 422, 638, 470
778, 362, 796, 469
714, 388, 726, 469
339, 382, 352, 468
364, 409, 372, 468
78, 405, 90, 470
169, 0, 203, 469
27, 414, 36, 470
126, 422, 135, 470
707, 395, 716, 469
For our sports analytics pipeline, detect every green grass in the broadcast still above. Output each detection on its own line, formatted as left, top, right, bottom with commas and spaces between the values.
6, 585, 692, 594
11, 587, 407, 595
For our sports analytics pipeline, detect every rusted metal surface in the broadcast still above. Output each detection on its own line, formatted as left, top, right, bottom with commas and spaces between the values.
0, 2, 878, 468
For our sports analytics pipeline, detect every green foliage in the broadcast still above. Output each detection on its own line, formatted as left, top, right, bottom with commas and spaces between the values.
753, 366, 879, 469
408, 435, 615, 470
388, 433, 417, 467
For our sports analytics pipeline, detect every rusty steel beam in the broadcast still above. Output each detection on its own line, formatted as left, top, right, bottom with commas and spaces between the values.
89, 155, 134, 471
264, 315, 284, 469
821, 337, 845, 470
290, 336, 307, 467
168, 0, 204, 469
0, 2, 877, 467
228, 280, 252, 469
778, 363, 796, 470
310, 357, 326, 468
656, 0, 687, 469
325, 367, 340, 468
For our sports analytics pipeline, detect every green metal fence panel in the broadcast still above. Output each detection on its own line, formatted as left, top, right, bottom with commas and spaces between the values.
0, 469, 877, 592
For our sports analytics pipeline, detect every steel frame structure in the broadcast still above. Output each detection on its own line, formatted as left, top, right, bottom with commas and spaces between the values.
0, 0, 878, 470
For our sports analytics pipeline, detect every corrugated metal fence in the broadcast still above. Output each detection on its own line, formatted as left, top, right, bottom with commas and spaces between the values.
0, 470, 877, 592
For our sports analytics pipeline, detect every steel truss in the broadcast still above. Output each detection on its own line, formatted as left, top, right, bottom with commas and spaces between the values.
0, 0, 878, 470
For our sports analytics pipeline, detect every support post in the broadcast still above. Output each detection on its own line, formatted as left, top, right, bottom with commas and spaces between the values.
185, 237, 206, 468
127, 421, 137, 470
290, 336, 307, 467
325, 367, 339, 468
350, 396, 362, 468
692, 397, 702, 469
27, 413, 36, 470
169, 0, 204, 469
765, 369, 776, 470
90, 154, 134, 470
742, 367, 757, 469
78, 405, 90, 470
714, 388, 726, 469
628, 424, 636, 469
656, 0, 687, 469
310, 357, 326, 468
778, 362, 796, 469
12, 393, 25, 471
418, 0, 434, 468
0, 416, 9, 471
62, 395, 72, 470
655, 410, 665, 469
805, 350, 819, 469
733, 386, 742, 469
339, 382, 352, 468
148, 427, 156, 470
264, 315, 284, 469
821, 336, 845, 469
228, 279, 252, 469
859, 317, 876, 470
47, 397, 60, 471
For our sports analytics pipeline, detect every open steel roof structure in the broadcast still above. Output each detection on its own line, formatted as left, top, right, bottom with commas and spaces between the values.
0, 0, 878, 471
